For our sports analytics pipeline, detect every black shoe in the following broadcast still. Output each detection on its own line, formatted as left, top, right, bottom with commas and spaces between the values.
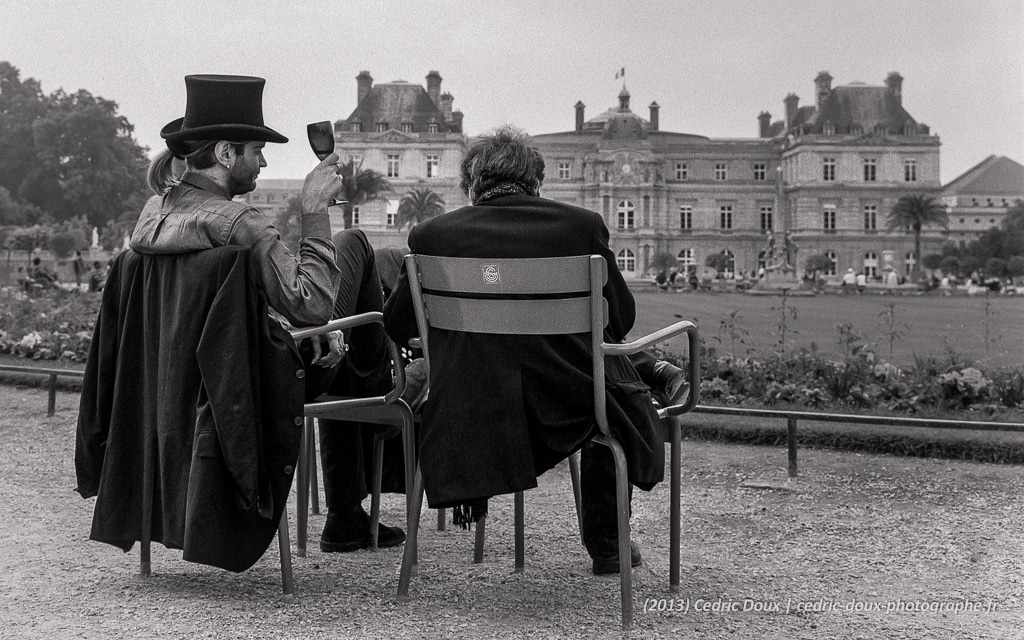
319, 506, 406, 553
590, 540, 643, 575
653, 362, 689, 409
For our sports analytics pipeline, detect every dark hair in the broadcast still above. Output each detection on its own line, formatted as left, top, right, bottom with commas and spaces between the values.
146, 140, 247, 195
459, 125, 545, 200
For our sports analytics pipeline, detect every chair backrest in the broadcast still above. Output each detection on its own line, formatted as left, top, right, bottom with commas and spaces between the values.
405, 254, 608, 333
404, 253, 613, 433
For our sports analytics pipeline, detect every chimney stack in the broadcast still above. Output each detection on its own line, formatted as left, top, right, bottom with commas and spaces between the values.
758, 111, 772, 138
356, 70, 373, 104
575, 101, 585, 132
784, 93, 799, 131
451, 110, 464, 133
649, 102, 660, 131
440, 92, 454, 121
426, 70, 442, 106
814, 71, 833, 110
885, 72, 903, 105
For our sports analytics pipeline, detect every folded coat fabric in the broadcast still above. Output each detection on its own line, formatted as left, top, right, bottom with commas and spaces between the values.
75, 246, 304, 572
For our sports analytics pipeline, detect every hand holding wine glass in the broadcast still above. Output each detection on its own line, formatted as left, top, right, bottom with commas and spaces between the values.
306, 121, 345, 207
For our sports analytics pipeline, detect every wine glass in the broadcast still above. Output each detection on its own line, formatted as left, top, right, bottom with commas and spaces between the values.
307, 121, 335, 160
306, 121, 346, 207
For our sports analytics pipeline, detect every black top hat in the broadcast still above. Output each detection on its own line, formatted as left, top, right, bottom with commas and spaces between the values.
161, 74, 288, 143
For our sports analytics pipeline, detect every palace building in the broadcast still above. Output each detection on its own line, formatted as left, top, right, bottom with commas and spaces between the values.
243, 70, 1019, 280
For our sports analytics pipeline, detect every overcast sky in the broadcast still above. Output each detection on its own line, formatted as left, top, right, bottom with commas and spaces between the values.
3, 0, 1022, 184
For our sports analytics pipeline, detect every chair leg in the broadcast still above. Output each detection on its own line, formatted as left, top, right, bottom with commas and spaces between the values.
514, 491, 525, 573
296, 418, 313, 558
397, 465, 425, 599
669, 417, 681, 592
397, 401, 417, 564
309, 421, 320, 515
604, 437, 634, 628
473, 516, 486, 563
568, 452, 584, 544
437, 508, 446, 531
368, 437, 384, 550
278, 510, 295, 597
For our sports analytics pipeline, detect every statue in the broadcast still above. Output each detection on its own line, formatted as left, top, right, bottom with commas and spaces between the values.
762, 230, 777, 269
783, 231, 799, 269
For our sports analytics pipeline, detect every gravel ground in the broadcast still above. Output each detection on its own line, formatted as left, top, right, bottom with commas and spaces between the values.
1, 386, 1022, 640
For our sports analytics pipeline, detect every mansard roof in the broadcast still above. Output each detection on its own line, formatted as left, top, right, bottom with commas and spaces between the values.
789, 83, 924, 135
943, 155, 1024, 196
342, 81, 456, 132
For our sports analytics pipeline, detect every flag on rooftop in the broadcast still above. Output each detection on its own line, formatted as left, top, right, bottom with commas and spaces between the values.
614, 67, 625, 79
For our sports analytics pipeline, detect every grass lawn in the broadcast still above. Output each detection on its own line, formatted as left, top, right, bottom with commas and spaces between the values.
630, 289, 1024, 369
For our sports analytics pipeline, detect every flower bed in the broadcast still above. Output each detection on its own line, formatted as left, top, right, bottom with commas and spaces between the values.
0, 287, 99, 362
656, 334, 1023, 417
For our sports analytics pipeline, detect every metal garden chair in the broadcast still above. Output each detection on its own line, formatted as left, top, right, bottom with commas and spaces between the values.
290, 313, 417, 557
395, 253, 699, 627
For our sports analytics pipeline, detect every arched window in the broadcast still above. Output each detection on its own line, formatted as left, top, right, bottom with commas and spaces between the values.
617, 200, 635, 230
825, 251, 838, 276
904, 251, 916, 275
616, 249, 636, 273
721, 250, 735, 277
677, 249, 694, 272
864, 251, 879, 278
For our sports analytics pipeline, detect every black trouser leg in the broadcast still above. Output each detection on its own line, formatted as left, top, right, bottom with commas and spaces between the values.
317, 229, 398, 511
580, 441, 632, 555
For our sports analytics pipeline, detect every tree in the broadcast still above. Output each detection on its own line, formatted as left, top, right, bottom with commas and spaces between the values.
275, 196, 303, 253
1007, 256, 1024, 280
705, 252, 732, 276
0, 185, 42, 226
0, 63, 150, 229
984, 257, 1007, 278
939, 255, 959, 276
886, 194, 949, 283
337, 160, 389, 229
804, 253, 833, 275
396, 188, 445, 230
650, 251, 676, 275
921, 253, 944, 271
959, 255, 980, 278
961, 201, 1024, 263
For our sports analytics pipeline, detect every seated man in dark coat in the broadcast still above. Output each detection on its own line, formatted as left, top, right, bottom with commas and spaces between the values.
383, 126, 685, 574
78, 74, 405, 566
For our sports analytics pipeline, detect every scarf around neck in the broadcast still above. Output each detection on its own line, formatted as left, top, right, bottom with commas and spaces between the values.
473, 181, 535, 204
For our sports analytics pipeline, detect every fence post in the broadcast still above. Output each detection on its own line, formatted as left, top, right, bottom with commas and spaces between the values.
47, 373, 58, 416
787, 417, 798, 477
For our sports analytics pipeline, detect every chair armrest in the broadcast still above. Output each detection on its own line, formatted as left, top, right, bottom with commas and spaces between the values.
602, 320, 700, 417
288, 311, 384, 340
602, 320, 696, 357
290, 311, 408, 405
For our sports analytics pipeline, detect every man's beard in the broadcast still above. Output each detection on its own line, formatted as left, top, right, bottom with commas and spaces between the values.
226, 161, 258, 197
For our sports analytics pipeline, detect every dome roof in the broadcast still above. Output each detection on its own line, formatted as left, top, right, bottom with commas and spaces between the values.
601, 110, 647, 141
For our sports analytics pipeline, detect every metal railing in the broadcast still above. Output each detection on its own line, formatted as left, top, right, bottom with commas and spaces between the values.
0, 364, 84, 416
685, 405, 1024, 477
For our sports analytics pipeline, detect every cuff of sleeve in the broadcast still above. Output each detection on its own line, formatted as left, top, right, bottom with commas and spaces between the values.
300, 211, 332, 239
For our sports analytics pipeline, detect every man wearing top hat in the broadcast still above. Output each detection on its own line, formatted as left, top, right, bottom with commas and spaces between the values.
128, 75, 406, 554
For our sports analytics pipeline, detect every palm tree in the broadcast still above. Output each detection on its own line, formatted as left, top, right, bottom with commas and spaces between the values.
337, 160, 390, 229
396, 188, 445, 230
886, 194, 949, 282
